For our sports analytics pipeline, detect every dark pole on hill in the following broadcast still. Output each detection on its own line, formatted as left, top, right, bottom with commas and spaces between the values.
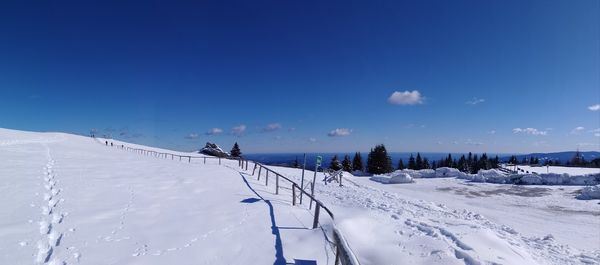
300, 153, 306, 204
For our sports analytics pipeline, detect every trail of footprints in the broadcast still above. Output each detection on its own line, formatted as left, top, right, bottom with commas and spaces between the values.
131, 203, 250, 257
35, 153, 78, 264
96, 186, 135, 243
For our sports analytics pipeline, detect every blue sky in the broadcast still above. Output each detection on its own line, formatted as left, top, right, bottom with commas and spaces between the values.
0, 0, 598, 153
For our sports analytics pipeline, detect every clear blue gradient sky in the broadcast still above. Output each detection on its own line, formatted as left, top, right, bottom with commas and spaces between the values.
1, 0, 598, 153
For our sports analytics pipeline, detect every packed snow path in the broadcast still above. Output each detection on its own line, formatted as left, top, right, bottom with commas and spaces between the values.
0, 128, 331, 264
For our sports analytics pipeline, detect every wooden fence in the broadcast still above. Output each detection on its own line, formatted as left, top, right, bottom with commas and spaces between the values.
98, 138, 360, 265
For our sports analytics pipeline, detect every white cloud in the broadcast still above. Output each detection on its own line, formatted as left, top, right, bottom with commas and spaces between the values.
488, 130, 496, 135
570, 126, 585, 135
185, 133, 199, 139
588, 104, 600, 111
327, 128, 352, 137
205, 128, 223, 135
231, 125, 246, 136
262, 123, 282, 132
466, 97, 485, 105
512, 128, 548, 136
308, 137, 317, 142
465, 139, 483, 146
387, 90, 424, 105
288, 127, 296, 132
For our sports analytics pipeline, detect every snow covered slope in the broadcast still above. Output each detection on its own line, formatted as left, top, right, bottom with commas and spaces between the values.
269, 166, 600, 265
0, 128, 333, 264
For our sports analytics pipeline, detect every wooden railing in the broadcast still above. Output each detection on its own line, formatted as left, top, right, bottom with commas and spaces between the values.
97, 138, 360, 265
248, 162, 359, 265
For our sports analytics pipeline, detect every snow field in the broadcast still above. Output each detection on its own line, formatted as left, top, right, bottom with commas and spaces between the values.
268, 166, 600, 265
0, 128, 335, 264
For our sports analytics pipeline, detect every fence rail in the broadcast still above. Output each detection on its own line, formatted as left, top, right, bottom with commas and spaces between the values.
97, 137, 360, 265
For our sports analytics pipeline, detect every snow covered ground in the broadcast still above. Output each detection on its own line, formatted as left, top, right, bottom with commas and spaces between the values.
511, 165, 600, 175
2, 127, 599, 265
0, 128, 333, 264
270, 167, 600, 265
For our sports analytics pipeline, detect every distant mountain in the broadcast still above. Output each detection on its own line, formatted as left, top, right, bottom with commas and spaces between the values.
501, 151, 600, 163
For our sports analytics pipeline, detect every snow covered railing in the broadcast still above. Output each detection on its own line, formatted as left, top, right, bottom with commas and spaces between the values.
249, 162, 360, 265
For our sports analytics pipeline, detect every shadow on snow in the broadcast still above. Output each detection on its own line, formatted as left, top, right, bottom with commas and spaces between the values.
239, 172, 287, 265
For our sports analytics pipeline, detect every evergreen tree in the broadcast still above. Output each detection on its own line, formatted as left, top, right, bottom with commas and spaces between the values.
330, 155, 342, 171
478, 153, 489, 171
230, 142, 242, 157
423, 158, 430, 169
467, 152, 473, 172
445, 154, 453, 167
458, 155, 467, 172
492, 155, 500, 168
509, 155, 517, 164
342, 155, 352, 172
292, 157, 300, 168
472, 154, 479, 173
416, 153, 423, 170
352, 152, 364, 171
431, 160, 437, 169
366, 144, 393, 174
571, 150, 584, 166
397, 159, 405, 170
408, 154, 416, 170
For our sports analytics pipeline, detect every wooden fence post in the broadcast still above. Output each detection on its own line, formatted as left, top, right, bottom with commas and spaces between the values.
188, 156, 191, 163
265, 171, 269, 186
258, 167, 262, 181
203, 157, 206, 164
219, 157, 221, 165
276, 174, 279, 195
245, 160, 248, 170
312, 204, 321, 229
292, 184, 296, 206
252, 163, 257, 175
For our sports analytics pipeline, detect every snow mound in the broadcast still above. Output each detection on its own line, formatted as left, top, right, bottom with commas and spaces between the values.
369, 171, 414, 184
388, 172, 413, 184
463, 169, 512, 184
401, 169, 436, 178
435, 167, 468, 178
576, 185, 600, 200
516, 173, 600, 185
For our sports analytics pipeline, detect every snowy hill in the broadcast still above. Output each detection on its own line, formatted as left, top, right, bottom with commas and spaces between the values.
1, 128, 599, 265
0, 128, 333, 264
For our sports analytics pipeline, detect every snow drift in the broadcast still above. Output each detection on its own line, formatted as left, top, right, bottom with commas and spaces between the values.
577, 185, 600, 200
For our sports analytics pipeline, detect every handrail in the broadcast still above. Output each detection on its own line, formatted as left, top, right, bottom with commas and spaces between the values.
250, 162, 359, 265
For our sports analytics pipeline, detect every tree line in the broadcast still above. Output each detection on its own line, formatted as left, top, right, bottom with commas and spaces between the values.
325, 144, 501, 175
